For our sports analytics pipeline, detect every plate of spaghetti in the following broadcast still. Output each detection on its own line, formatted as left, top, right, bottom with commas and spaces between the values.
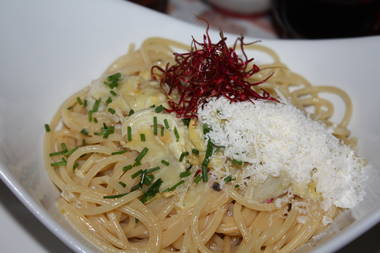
0, 0, 380, 253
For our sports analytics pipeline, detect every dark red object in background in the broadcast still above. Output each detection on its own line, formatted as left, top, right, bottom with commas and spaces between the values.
271, 0, 380, 38
128, 0, 168, 13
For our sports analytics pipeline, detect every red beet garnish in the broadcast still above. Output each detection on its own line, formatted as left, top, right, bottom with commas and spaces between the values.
151, 26, 276, 118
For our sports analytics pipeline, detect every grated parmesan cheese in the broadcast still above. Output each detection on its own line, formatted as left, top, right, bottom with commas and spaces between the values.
198, 97, 367, 209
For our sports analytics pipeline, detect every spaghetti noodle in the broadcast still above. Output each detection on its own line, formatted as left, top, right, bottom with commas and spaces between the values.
44, 33, 364, 253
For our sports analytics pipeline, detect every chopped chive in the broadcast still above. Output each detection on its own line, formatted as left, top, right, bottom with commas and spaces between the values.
164, 119, 170, 129
182, 118, 191, 127
131, 169, 143, 179
80, 128, 90, 136
122, 164, 133, 171
83, 99, 88, 107
179, 151, 189, 162
92, 99, 101, 113
234, 184, 240, 188
60, 143, 68, 151
142, 173, 154, 186
51, 158, 67, 167
201, 139, 214, 182
173, 127, 180, 142
180, 170, 191, 178
49, 150, 66, 157
94, 123, 114, 139
67, 104, 75, 110
127, 126, 132, 141
103, 192, 129, 199
150, 104, 156, 108
119, 181, 127, 188
88, 111, 93, 122
140, 178, 163, 203
64, 146, 78, 157
153, 116, 158, 136
161, 160, 170, 166
73, 162, 79, 169
134, 147, 149, 165
192, 148, 199, 155
194, 174, 202, 184
76, 97, 83, 105
93, 117, 98, 123
111, 150, 127, 155
104, 72, 122, 89
146, 166, 160, 174
203, 123, 212, 135
154, 105, 165, 113
108, 108, 116, 114
44, 124, 51, 132
232, 159, 243, 166
160, 126, 164, 136
131, 184, 141, 191
105, 97, 112, 105
128, 109, 135, 116
163, 180, 185, 192
224, 175, 235, 183
140, 133, 146, 142
110, 90, 117, 96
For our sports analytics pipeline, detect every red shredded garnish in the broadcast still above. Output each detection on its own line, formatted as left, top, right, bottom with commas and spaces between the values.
151, 26, 277, 118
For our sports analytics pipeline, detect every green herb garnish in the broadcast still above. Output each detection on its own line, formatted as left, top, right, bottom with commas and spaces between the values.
110, 90, 117, 96
224, 175, 235, 183
51, 158, 67, 167
163, 180, 185, 192
108, 108, 116, 114
76, 97, 83, 105
182, 118, 191, 127
180, 170, 191, 178
105, 97, 112, 105
134, 147, 149, 165
164, 119, 170, 129
203, 123, 212, 134
194, 174, 202, 184
80, 128, 90, 136
161, 126, 164, 136
140, 133, 146, 142
153, 116, 158, 135
128, 109, 135, 116
44, 124, 51, 132
103, 192, 129, 199
179, 151, 189, 162
201, 139, 214, 182
112, 150, 127, 155
122, 165, 133, 171
119, 181, 127, 188
140, 178, 163, 203
154, 105, 165, 113
174, 127, 180, 142
92, 99, 101, 113
161, 160, 170, 166
232, 159, 243, 166
94, 123, 114, 139
127, 126, 132, 141
104, 72, 122, 89
192, 148, 199, 155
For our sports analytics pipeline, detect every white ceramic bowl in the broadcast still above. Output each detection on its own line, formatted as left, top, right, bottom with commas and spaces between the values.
0, 0, 379, 252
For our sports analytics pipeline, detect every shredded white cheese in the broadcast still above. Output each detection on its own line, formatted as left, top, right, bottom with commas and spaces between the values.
198, 97, 366, 209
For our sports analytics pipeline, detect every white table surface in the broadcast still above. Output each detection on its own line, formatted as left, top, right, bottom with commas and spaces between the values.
0, 179, 379, 253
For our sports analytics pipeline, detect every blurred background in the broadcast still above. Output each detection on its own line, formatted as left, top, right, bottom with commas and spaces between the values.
129, 0, 380, 39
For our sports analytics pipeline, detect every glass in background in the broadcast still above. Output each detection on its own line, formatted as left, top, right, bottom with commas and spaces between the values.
271, 0, 380, 39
